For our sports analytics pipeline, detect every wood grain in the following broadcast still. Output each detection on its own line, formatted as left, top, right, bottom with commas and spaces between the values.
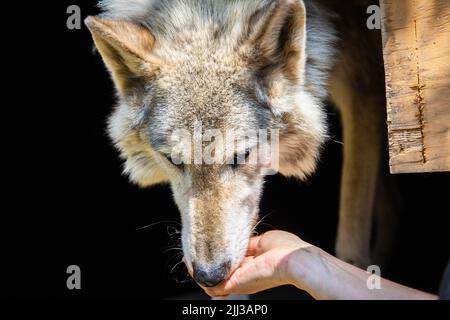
380, 0, 450, 173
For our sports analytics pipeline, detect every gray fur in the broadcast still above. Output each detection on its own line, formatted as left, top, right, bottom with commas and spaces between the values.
98, 0, 337, 100
87, 0, 373, 282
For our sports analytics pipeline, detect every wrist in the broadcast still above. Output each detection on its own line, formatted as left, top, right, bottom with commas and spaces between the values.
284, 245, 324, 290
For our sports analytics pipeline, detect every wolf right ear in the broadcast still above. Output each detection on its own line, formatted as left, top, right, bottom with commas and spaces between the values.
85, 16, 160, 96
244, 0, 307, 85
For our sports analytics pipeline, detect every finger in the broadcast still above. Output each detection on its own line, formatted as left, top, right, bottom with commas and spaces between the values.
198, 280, 233, 298
239, 256, 255, 266
203, 288, 229, 298
205, 255, 272, 296
201, 258, 254, 297
246, 235, 262, 256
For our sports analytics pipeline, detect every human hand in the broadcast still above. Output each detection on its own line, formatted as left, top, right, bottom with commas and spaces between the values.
193, 230, 313, 297
186, 230, 439, 300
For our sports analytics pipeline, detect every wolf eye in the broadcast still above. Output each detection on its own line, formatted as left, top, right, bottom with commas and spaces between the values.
231, 149, 251, 169
164, 154, 184, 170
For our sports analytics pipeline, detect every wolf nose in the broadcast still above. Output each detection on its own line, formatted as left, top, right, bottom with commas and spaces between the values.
192, 262, 230, 287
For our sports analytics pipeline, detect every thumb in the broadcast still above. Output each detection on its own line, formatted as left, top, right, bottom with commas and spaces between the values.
245, 235, 262, 256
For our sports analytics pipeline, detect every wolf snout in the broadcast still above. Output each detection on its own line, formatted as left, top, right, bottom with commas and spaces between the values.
192, 261, 231, 287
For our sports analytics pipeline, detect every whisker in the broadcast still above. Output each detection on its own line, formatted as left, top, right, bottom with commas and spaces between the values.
332, 139, 344, 146
163, 252, 184, 276
136, 220, 180, 231
167, 225, 181, 236
258, 222, 278, 230
166, 252, 183, 263
174, 265, 193, 284
252, 211, 274, 233
172, 265, 192, 284
162, 247, 183, 255
170, 259, 185, 275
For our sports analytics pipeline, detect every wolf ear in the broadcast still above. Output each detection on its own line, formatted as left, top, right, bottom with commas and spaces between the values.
85, 16, 159, 95
245, 0, 307, 85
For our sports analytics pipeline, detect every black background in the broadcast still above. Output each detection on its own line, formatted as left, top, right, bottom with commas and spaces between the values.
3, 1, 449, 300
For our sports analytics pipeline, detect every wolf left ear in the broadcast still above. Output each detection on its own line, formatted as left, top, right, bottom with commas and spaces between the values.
245, 0, 306, 85
85, 16, 160, 96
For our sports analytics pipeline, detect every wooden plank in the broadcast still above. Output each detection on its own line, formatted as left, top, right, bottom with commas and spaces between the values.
380, 0, 450, 174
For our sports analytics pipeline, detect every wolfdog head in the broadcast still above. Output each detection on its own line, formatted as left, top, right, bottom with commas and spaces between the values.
86, 0, 330, 287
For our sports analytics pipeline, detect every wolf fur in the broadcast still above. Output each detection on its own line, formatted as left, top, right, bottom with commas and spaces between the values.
86, 0, 395, 282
